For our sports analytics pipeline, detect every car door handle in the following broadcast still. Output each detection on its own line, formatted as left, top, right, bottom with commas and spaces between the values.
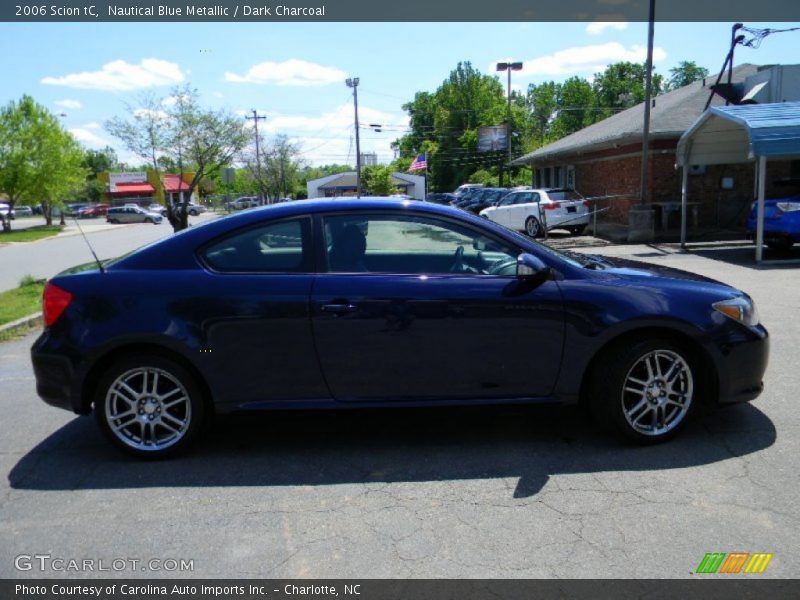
321, 303, 358, 315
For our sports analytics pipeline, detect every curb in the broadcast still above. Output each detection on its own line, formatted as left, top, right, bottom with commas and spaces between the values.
0, 312, 42, 338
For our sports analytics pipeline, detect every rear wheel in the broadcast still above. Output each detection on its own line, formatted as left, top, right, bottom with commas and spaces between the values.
569, 225, 587, 236
525, 216, 542, 238
588, 339, 697, 443
94, 355, 205, 459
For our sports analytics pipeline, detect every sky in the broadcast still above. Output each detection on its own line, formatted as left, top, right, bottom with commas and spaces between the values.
0, 21, 798, 167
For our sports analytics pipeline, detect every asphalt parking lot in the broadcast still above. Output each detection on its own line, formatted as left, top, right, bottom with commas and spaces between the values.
1, 240, 798, 579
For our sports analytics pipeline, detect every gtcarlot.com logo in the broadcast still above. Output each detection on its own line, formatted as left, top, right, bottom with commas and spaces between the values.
14, 554, 194, 573
696, 552, 773, 574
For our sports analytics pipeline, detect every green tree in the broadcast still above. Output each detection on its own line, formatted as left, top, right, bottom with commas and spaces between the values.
107, 86, 252, 232
592, 62, 664, 118
553, 77, 598, 137
361, 165, 397, 196
666, 61, 709, 91
81, 146, 118, 203
0, 95, 86, 231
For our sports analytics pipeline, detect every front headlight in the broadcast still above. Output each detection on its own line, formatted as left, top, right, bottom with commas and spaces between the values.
713, 296, 759, 327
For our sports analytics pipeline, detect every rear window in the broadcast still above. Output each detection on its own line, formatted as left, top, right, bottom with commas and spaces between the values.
201, 217, 311, 273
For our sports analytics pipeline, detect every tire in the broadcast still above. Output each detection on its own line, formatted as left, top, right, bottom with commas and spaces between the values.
569, 225, 587, 236
144, 217, 153, 224
588, 338, 697, 444
525, 216, 542, 238
109, 219, 119, 224
94, 355, 205, 459
189, 210, 198, 217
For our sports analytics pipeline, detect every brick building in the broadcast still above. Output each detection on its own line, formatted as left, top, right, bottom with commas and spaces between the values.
511, 64, 800, 232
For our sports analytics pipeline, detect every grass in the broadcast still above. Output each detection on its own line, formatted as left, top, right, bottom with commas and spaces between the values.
0, 225, 63, 243
0, 275, 45, 327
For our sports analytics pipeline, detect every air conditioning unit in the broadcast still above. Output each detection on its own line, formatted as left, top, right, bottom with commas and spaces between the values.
689, 165, 706, 175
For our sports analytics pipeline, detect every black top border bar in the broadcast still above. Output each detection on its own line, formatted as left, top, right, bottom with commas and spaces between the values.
3, 0, 800, 23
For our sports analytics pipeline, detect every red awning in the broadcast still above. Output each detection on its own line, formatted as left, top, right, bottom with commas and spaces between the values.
163, 175, 191, 193
109, 182, 155, 196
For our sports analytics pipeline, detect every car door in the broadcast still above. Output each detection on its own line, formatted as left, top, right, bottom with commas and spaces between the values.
194, 216, 329, 406
310, 211, 565, 402
491, 193, 516, 227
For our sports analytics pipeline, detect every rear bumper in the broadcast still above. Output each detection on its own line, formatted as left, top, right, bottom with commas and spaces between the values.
30, 332, 87, 414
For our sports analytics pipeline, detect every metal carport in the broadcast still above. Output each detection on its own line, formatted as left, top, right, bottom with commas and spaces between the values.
676, 102, 800, 263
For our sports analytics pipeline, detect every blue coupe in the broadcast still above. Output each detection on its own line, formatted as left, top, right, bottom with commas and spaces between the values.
746, 195, 800, 250
32, 199, 769, 457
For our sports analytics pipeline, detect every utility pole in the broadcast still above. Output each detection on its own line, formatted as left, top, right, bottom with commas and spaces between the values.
346, 77, 361, 198
639, 0, 656, 208
246, 109, 267, 204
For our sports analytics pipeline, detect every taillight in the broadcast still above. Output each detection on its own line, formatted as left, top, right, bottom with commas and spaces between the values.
543, 202, 561, 210
583, 200, 592, 208
42, 282, 72, 327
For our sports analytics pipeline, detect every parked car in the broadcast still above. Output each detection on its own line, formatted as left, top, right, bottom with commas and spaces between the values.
78, 203, 110, 218
454, 183, 485, 197
225, 196, 259, 210
426, 193, 457, 205
32, 198, 768, 458
64, 203, 92, 216
462, 188, 511, 214
0, 203, 16, 220
452, 187, 482, 208
106, 206, 163, 224
480, 188, 590, 237
14, 205, 33, 217
182, 203, 208, 216
148, 203, 168, 216
746, 195, 800, 250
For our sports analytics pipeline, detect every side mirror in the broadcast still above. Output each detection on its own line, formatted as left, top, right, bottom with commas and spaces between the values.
516, 253, 549, 279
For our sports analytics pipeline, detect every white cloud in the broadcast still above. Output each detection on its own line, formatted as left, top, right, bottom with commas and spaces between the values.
55, 99, 82, 110
515, 42, 667, 77
237, 103, 407, 165
586, 21, 629, 35
42, 59, 185, 92
69, 127, 106, 147
225, 59, 347, 87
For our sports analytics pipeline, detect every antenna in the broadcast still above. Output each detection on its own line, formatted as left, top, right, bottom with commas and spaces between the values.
72, 215, 105, 274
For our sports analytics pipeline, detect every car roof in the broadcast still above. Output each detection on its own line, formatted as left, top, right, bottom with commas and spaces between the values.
113, 198, 506, 271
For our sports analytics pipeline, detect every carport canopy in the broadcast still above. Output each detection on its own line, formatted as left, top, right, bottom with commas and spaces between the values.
676, 102, 800, 262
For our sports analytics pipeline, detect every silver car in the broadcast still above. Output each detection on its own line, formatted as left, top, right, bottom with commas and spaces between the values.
107, 206, 163, 225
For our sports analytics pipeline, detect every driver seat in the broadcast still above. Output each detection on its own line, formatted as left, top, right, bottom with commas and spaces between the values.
329, 225, 368, 272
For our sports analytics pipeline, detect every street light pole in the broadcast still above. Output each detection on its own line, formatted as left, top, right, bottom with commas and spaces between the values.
246, 109, 267, 205
496, 62, 523, 186
346, 77, 362, 198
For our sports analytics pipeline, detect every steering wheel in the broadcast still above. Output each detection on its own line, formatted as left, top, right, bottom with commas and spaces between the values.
486, 256, 518, 276
450, 245, 466, 273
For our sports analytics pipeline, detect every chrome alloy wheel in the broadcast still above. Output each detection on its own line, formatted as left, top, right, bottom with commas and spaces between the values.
103, 367, 191, 452
621, 350, 694, 436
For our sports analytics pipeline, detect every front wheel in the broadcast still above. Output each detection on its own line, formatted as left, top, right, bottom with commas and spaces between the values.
94, 355, 205, 458
525, 216, 542, 238
588, 339, 697, 443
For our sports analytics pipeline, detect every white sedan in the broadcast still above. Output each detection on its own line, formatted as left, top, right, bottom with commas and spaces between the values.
480, 189, 590, 237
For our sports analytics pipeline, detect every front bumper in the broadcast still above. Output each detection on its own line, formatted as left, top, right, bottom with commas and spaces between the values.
714, 323, 769, 405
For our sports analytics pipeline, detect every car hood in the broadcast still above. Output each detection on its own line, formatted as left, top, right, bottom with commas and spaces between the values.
590, 255, 733, 287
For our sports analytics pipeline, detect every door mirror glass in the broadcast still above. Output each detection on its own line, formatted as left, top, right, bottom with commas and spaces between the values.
516, 253, 549, 278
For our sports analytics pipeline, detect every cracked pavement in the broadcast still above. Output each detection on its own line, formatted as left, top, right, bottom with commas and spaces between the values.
1, 241, 797, 578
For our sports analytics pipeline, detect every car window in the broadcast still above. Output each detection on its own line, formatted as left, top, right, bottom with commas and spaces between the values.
202, 217, 311, 273
323, 214, 518, 275
498, 194, 516, 207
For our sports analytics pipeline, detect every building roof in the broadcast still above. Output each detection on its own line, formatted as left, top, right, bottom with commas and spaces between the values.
677, 101, 800, 166
163, 174, 191, 192
314, 172, 421, 189
511, 64, 761, 166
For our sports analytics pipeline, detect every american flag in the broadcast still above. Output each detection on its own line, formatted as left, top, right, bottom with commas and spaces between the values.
408, 153, 427, 172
